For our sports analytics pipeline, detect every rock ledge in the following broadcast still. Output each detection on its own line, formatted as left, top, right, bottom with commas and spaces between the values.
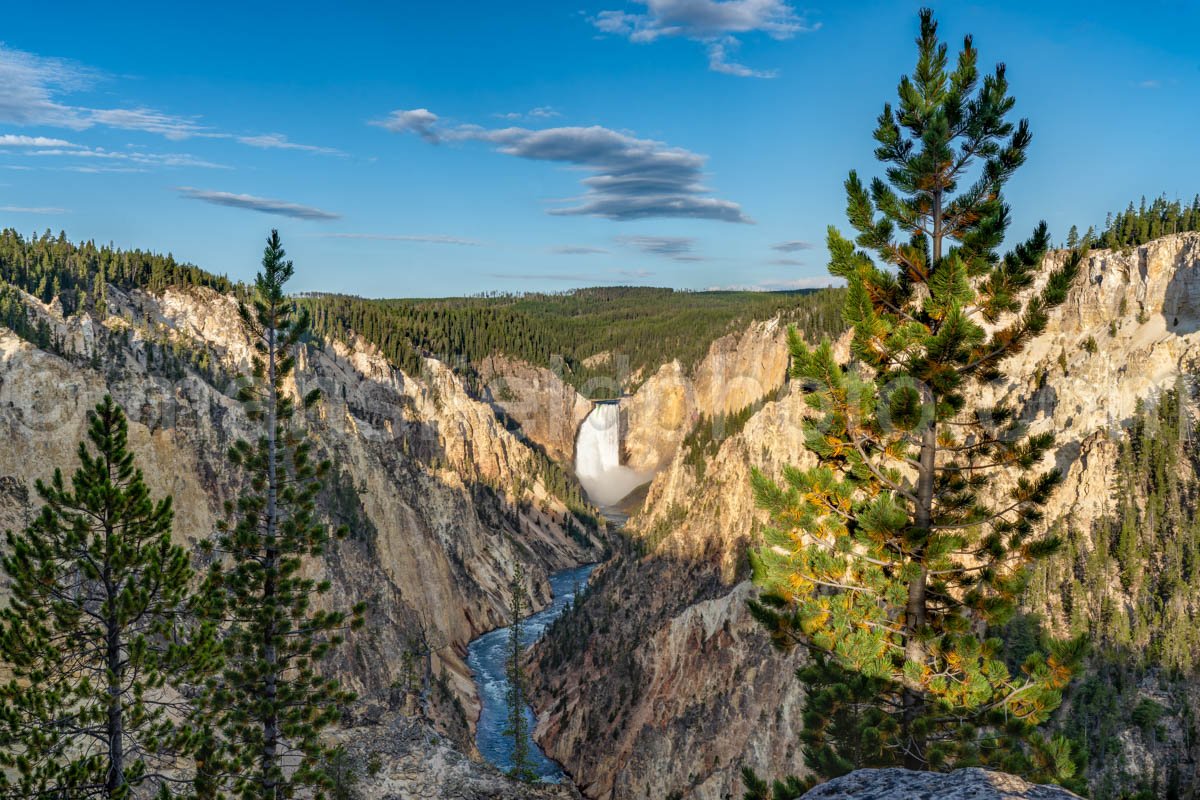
800, 768, 1081, 799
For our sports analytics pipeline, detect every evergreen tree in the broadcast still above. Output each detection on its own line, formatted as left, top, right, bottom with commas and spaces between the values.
748, 8, 1086, 781
195, 231, 364, 799
0, 396, 208, 798
504, 562, 536, 782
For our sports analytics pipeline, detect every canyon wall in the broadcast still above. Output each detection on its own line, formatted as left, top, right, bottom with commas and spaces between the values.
0, 283, 603, 738
478, 318, 790, 480
533, 233, 1200, 799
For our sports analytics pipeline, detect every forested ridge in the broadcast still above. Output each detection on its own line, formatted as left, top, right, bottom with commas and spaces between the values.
1068, 195, 1200, 251
302, 287, 846, 398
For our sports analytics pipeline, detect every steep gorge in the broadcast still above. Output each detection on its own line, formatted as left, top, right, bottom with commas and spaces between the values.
0, 280, 604, 757
531, 233, 1200, 799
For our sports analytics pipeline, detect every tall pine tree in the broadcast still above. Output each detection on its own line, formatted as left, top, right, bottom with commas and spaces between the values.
748, 8, 1086, 782
0, 396, 207, 798
196, 231, 363, 799
504, 562, 535, 782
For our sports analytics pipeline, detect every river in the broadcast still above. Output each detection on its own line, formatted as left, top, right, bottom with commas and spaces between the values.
466, 562, 597, 782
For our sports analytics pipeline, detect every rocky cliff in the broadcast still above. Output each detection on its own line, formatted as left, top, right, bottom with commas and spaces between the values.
531, 233, 1200, 799
0, 282, 603, 747
481, 318, 790, 481
799, 768, 1080, 799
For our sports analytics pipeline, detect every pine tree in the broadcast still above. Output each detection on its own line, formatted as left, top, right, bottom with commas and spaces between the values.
0, 396, 209, 798
504, 562, 536, 782
195, 231, 364, 799
748, 8, 1086, 781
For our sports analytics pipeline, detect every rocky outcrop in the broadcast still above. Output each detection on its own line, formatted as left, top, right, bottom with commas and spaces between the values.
477, 319, 790, 480
0, 283, 602, 737
331, 712, 579, 800
478, 354, 593, 465
623, 318, 790, 474
533, 234, 1200, 799
799, 768, 1080, 799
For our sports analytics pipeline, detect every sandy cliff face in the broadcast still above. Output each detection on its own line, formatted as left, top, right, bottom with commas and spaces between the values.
477, 354, 593, 465
533, 234, 1200, 799
622, 318, 791, 474
473, 318, 789, 483
0, 284, 601, 733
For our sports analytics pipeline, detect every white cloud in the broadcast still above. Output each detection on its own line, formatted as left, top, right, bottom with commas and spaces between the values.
15, 146, 226, 169
0, 205, 67, 214
617, 235, 702, 260
0, 43, 339, 159
0, 134, 80, 147
378, 109, 750, 223
551, 245, 611, 255
593, 0, 817, 76
371, 108, 442, 143
496, 106, 562, 121
707, 38, 776, 78
176, 187, 340, 221
236, 132, 344, 155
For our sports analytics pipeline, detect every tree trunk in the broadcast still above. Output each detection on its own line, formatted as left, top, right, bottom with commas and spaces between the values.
899, 187, 944, 767
262, 318, 280, 798
104, 557, 125, 796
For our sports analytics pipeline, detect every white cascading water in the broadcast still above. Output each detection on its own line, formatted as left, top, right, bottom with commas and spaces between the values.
575, 402, 653, 507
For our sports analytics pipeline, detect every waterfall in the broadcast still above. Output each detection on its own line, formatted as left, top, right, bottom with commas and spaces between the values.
575, 402, 652, 507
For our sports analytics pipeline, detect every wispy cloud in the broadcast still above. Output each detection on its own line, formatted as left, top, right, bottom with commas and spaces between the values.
0, 44, 339, 157
617, 235, 703, 260
0, 205, 67, 214
371, 108, 441, 143
0, 134, 80, 147
12, 145, 226, 169
319, 233, 482, 246
378, 108, 749, 223
176, 187, 340, 221
1136, 79, 1161, 89
551, 245, 611, 255
767, 257, 805, 266
496, 106, 562, 121
592, 0, 817, 77
708, 276, 842, 291
236, 133, 344, 155
770, 239, 814, 252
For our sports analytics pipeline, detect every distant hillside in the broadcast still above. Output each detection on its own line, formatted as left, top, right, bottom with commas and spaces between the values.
302, 287, 846, 398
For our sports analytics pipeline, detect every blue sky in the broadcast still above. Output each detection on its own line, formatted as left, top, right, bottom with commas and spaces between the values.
1, 0, 1197, 297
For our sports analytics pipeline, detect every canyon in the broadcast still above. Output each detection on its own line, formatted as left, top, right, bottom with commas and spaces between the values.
1, 233, 1198, 798
531, 233, 1200, 799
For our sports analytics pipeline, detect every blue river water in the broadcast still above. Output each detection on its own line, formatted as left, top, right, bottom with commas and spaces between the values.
467, 563, 597, 782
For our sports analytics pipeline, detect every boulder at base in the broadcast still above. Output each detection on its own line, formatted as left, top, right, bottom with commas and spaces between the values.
800, 768, 1081, 800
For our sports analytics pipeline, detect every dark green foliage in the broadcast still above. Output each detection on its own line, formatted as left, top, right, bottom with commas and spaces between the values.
0, 227, 234, 317
681, 394, 779, 481
748, 8, 1085, 784
301, 287, 845, 399
194, 232, 364, 799
1097, 195, 1200, 250
1028, 384, 1200, 670
504, 562, 536, 782
1020, 385, 1200, 798
0, 396, 212, 798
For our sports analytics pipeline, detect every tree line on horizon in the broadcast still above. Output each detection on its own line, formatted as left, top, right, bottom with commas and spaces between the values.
301, 286, 847, 399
